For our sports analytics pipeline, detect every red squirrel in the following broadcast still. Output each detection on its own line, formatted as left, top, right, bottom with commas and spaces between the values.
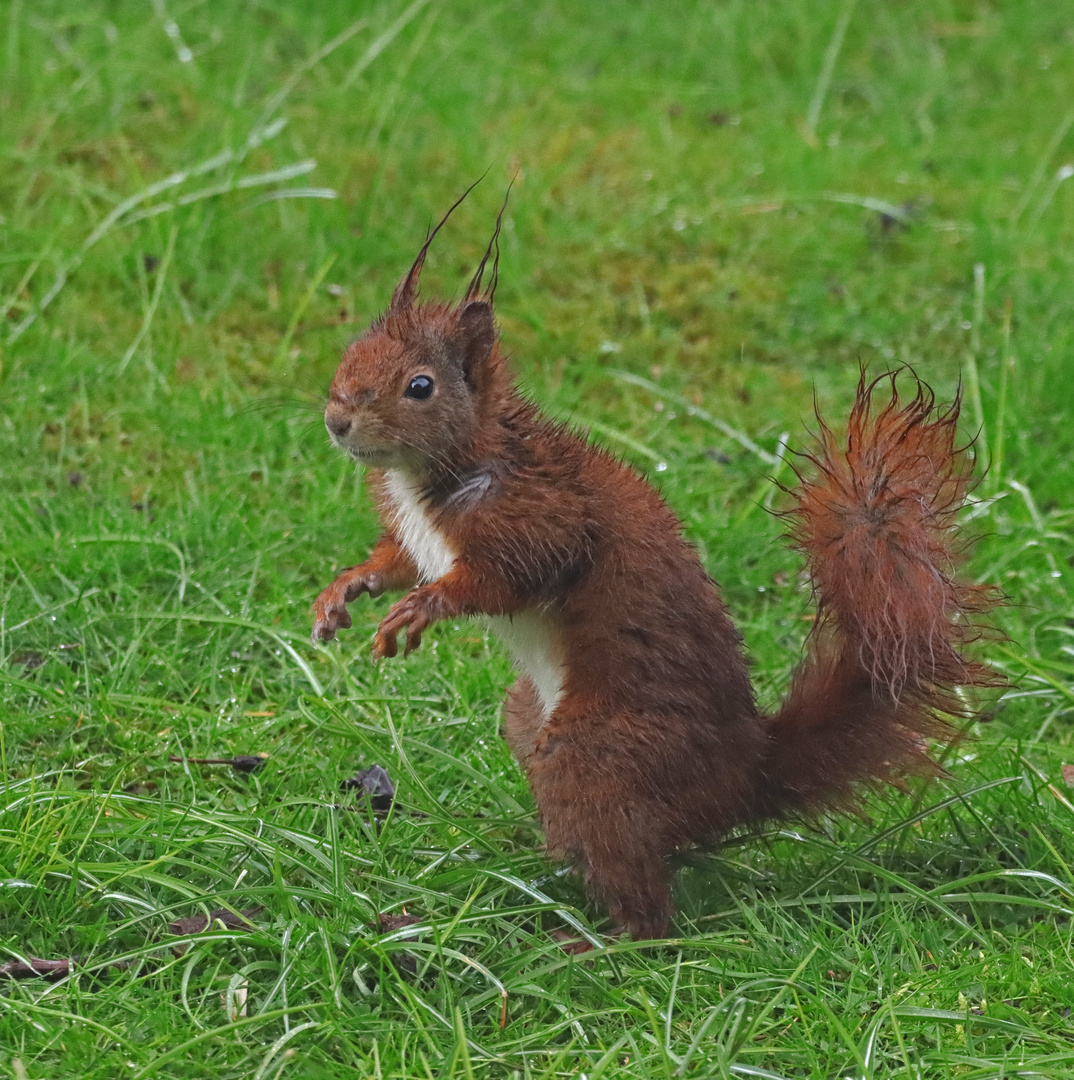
311, 198, 996, 939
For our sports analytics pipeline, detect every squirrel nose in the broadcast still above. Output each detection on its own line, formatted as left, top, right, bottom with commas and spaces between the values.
325, 409, 352, 438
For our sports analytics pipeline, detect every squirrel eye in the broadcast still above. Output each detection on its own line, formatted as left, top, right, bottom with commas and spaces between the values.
404, 375, 435, 400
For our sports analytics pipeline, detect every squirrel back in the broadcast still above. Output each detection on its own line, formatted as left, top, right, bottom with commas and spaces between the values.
312, 200, 998, 939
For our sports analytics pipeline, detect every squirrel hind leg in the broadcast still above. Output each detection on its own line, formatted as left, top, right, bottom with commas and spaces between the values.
527, 718, 677, 940
551, 801, 674, 940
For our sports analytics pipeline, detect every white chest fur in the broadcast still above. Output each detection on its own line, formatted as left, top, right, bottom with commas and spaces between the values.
381, 470, 564, 718
486, 612, 565, 718
382, 470, 456, 583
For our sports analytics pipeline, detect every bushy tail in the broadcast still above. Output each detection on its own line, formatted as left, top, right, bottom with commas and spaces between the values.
758, 372, 998, 818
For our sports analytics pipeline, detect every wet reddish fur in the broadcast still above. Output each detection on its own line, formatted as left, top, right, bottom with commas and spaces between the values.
757, 375, 999, 818
312, 229, 997, 940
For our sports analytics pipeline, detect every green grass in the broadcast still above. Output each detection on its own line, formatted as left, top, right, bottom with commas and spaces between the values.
1, 0, 1073, 1076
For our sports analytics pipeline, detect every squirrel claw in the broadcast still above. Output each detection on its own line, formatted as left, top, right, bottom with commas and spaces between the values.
313, 573, 366, 643
375, 593, 434, 659
311, 604, 351, 644
372, 628, 397, 660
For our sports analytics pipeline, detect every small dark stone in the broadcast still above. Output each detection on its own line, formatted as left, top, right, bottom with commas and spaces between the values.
705, 449, 733, 465
67, 471, 83, 486
708, 111, 729, 126
143, 254, 160, 273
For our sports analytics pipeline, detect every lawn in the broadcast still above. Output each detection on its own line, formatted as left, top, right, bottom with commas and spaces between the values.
2, 0, 1074, 1076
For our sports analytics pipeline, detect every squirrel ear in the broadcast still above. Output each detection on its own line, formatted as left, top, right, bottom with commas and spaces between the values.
456, 301, 496, 385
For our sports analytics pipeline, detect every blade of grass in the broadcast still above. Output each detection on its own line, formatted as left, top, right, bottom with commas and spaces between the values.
804, 0, 858, 141
119, 222, 177, 373
1010, 109, 1074, 223
610, 370, 778, 466
276, 253, 338, 364
987, 297, 1014, 495
341, 0, 435, 91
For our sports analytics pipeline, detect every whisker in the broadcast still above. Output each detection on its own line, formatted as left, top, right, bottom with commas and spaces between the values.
239, 394, 326, 419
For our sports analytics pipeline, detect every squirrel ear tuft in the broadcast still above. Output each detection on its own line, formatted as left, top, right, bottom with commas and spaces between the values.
456, 301, 496, 383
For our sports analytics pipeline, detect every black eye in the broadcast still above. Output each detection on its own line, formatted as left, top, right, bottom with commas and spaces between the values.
404, 375, 435, 400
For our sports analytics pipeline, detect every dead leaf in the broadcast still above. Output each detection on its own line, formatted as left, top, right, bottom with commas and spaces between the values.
341, 764, 395, 813
167, 907, 260, 936
168, 754, 268, 774
11, 651, 45, 670
376, 912, 421, 934
374, 912, 423, 977
221, 977, 249, 1021
230, 754, 269, 773
551, 928, 595, 955
0, 957, 74, 981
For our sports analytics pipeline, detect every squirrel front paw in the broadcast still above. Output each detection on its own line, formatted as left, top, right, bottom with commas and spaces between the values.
311, 568, 384, 644
373, 590, 438, 659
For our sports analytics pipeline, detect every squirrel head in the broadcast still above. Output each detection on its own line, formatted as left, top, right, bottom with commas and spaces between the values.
324, 189, 509, 474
